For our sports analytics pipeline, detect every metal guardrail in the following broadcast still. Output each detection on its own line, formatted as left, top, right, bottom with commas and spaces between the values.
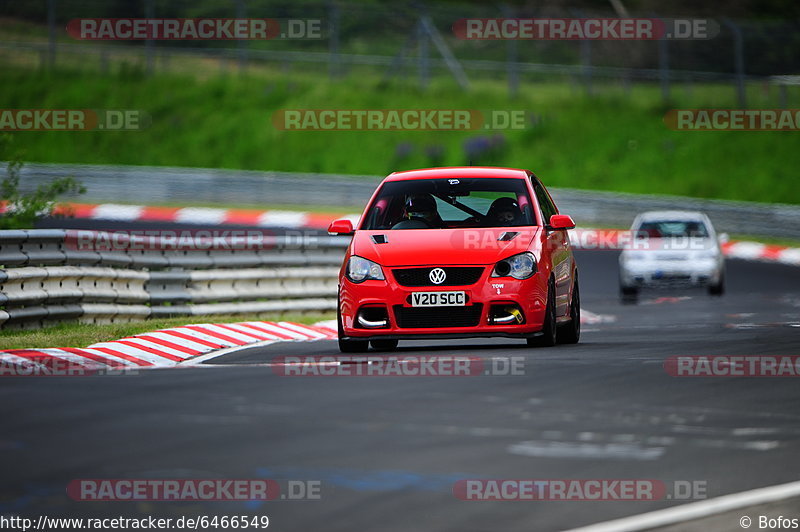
14, 163, 800, 240
0, 229, 349, 330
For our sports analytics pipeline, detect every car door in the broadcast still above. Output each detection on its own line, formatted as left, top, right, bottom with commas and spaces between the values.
532, 177, 572, 317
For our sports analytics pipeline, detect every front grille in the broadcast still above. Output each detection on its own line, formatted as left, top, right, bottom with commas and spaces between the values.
392, 267, 484, 287
393, 304, 483, 328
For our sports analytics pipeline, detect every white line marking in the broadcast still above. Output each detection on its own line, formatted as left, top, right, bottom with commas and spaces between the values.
507, 440, 665, 461
564, 479, 800, 532
180, 340, 278, 366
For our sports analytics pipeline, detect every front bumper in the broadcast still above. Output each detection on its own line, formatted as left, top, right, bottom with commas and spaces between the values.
620, 259, 722, 288
339, 267, 548, 339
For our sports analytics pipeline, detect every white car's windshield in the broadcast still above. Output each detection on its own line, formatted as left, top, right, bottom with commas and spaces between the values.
360, 178, 535, 230
636, 220, 710, 238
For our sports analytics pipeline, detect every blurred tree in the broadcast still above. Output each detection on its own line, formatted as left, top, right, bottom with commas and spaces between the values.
0, 135, 85, 230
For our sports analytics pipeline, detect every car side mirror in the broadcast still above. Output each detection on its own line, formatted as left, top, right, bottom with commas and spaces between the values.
328, 219, 354, 235
548, 214, 576, 231
718, 232, 729, 244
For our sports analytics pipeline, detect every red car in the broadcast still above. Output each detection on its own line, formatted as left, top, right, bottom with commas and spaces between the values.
328, 167, 579, 352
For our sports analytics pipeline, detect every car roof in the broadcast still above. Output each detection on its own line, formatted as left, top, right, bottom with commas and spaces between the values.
636, 210, 709, 222
385, 167, 530, 181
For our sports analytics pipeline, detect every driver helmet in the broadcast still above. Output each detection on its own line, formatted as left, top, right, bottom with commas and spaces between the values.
404, 194, 439, 223
487, 197, 520, 225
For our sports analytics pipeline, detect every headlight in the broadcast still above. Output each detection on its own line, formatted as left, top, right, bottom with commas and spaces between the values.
696, 250, 719, 260
624, 252, 646, 262
346, 256, 385, 283
492, 252, 536, 280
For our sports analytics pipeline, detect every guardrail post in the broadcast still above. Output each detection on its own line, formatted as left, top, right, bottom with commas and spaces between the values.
502, 5, 519, 98
417, 18, 430, 89
328, 0, 341, 79
723, 18, 746, 108
47, 0, 57, 68
658, 32, 670, 103
237, 0, 248, 74
145, 0, 155, 75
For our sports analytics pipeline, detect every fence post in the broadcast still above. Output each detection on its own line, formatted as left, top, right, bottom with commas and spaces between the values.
502, 5, 519, 98
145, 0, 155, 74
572, 9, 592, 95
328, 0, 340, 79
236, 0, 248, 74
723, 18, 746, 107
417, 19, 430, 89
658, 36, 670, 102
47, 0, 56, 68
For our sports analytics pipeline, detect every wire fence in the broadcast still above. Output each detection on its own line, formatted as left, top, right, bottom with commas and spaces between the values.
2, 0, 800, 104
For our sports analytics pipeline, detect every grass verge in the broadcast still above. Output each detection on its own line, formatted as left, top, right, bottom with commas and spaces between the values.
2, 62, 799, 205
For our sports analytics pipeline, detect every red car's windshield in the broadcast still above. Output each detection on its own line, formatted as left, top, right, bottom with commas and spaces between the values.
360, 178, 536, 230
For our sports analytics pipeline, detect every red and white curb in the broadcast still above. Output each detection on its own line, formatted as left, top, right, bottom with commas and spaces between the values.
0, 311, 618, 374
568, 229, 800, 266
721, 240, 800, 266
0, 321, 337, 374
39, 202, 360, 230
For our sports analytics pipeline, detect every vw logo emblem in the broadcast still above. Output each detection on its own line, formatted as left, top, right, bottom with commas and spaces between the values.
429, 268, 447, 285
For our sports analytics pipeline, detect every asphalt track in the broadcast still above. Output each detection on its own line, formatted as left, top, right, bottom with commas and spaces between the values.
2, 250, 800, 531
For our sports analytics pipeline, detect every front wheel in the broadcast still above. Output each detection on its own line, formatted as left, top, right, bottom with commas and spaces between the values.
708, 273, 725, 296
370, 339, 399, 351
338, 304, 369, 353
620, 285, 638, 304
557, 276, 580, 344
528, 279, 557, 347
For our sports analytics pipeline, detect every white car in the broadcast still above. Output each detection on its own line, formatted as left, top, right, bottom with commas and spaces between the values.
619, 211, 726, 300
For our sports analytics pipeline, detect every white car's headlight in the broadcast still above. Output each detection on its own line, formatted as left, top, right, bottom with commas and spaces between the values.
346, 256, 385, 283
492, 252, 536, 280
696, 250, 719, 260
623, 252, 646, 262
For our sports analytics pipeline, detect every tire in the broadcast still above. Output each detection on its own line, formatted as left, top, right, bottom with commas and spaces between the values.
370, 339, 399, 351
338, 303, 369, 353
557, 276, 580, 344
620, 285, 638, 304
708, 273, 725, 296
528, 278, 557, 347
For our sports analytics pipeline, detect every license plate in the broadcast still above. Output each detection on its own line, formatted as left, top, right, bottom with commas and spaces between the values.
411, 291, 466, 307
